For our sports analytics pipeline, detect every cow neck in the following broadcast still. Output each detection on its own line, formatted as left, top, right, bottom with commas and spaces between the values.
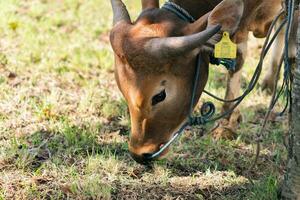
161, 1, 196, 23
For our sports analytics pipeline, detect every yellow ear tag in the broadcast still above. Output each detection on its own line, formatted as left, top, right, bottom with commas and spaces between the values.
214, 32, 237, 59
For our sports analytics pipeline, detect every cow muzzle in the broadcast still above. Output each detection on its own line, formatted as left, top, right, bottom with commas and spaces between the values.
128, 143, 169, 164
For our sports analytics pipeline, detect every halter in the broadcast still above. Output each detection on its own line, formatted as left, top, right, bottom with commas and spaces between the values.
147, 55, 216, 159
161, 1, 196, 23
146, 2, 216, 160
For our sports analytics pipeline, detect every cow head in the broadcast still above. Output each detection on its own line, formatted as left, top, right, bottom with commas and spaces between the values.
110, 0, 244, 164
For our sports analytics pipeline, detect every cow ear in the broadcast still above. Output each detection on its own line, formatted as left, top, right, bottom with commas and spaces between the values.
208, 0, 244, 34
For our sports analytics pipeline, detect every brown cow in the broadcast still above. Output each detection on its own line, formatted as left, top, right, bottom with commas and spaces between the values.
110, 0, 282, 163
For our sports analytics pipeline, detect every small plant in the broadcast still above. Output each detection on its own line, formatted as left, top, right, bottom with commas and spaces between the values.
70, 174, 112, 200
100, 97, 129, 120
8, 21, 19, 31
250, 175, 279, 200
98, 48, 114, 72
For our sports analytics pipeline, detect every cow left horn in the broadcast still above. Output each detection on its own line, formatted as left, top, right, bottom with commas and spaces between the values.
111, 0, 131, 26
142, 0, 159, 10
144, 25, 221, 58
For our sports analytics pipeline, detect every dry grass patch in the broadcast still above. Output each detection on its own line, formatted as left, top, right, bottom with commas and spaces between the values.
0, 0, 288, 199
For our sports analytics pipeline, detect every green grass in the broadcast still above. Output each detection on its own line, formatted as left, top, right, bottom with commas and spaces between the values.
249, 175, 279, 200
0, 0, 288, 199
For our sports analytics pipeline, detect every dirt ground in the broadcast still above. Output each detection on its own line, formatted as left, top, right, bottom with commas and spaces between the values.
0, 1, 288, 199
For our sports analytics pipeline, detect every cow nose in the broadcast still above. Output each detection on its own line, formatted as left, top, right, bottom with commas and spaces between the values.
142, 153, 153, 159
129, 151, 153, 165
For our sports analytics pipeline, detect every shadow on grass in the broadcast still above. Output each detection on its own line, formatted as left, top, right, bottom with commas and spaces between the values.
4, 113, 282, 199
112, 182, 249, 200
6, 122, 131, 171
112, 176, 279, 200
10, 116, 283, 176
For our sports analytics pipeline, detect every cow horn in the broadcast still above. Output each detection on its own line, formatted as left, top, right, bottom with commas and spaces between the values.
144, 25, 221, 58
142, 0, 159, 10
111, 0, 131, 26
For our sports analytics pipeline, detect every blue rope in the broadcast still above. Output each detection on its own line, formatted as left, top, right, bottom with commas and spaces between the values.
161, 1, 196, 23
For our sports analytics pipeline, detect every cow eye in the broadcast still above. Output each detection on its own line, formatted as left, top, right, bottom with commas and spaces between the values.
152, 90, 166, 106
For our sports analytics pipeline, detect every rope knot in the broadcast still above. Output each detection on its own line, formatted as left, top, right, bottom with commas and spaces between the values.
188, 102, 216, 126
189, 117, 206, 126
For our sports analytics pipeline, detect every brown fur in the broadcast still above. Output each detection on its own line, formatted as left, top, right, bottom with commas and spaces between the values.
110, 0, 283, 163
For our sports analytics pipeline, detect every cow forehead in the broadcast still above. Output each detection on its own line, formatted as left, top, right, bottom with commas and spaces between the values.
130, 21, 169, 39
129, 9, 186, 39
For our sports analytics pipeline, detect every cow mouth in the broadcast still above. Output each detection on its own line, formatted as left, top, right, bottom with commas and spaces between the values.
155, 143, 170, 157
149, 122, 187, 159
148, 127, 184, 160
143, 143, 170, 161
158, 143, 168, 155
159, 143, 165, 149
158, 144, 170, 159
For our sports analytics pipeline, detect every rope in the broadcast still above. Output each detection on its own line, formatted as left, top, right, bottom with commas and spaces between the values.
147, 55, 216, 160
248, 55, 284, 172
161, 1, 196, 23
203, 10, 287, 123
146, 2, 292, 161
203, 10, 286, 104
247, 0, 296, 172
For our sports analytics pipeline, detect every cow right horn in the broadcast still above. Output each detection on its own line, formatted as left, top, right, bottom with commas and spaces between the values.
111, 0, 131, 26
144, 25, 221, 58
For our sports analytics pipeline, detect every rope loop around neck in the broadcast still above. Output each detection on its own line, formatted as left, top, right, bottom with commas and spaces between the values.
161, 1, 196, 23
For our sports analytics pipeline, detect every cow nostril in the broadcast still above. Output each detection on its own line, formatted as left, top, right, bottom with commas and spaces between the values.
142, 153, 153, 159
130, 151, 152, 165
